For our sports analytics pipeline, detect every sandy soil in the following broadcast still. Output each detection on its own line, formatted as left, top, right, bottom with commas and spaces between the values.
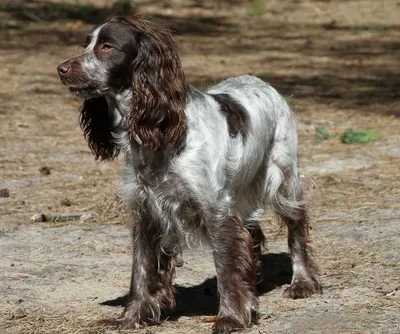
1, 1, 399, 333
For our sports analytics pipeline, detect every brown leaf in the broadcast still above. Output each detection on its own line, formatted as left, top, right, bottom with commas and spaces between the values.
201, 315, 217, 323
7, 308, 27, 320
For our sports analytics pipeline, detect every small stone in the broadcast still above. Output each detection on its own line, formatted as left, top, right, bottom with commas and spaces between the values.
0, 188, 10, 198
39, 166, 51, 176
79, 213, 93, 223
60, 198, 71, 206
30, 213, 46, 223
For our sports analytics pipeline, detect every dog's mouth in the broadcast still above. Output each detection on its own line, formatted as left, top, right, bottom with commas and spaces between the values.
68, 86, 101, 99
58, 73, 101, 97
58, 72, 109, 99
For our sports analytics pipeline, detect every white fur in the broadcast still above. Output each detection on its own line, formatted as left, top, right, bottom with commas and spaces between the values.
81, 25, 111, 95
111, 75, 303, 250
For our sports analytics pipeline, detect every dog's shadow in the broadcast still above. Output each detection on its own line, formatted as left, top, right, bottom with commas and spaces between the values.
101, 252, 292, 318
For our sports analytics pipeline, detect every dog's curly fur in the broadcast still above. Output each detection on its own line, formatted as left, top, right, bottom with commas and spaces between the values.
57, 13, 321, 333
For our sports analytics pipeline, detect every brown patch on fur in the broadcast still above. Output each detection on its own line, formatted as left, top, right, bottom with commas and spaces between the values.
213, 316, 243, 333
280, 206, 322, 298
109, 207, 178, 329
211, 93, 250, 140
79, 97, 120, 161
246, 225, 266, 270
207, 216, 257, 333
112, 15, 188, 152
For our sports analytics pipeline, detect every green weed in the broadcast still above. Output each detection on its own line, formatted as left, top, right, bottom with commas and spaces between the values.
315, 126, 335, 140
315, 127, 379, 144
340, 129, 380, 144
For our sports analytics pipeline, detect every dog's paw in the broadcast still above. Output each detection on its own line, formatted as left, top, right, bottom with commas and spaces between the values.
283, 279, 322, 299
212, 316, 245, 334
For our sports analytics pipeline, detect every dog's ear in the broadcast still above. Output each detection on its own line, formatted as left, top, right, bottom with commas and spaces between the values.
79, 97, 120, 161
125, 15, 188, 151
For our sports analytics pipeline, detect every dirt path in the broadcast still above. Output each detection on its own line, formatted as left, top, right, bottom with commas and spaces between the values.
1, 1, 399, 333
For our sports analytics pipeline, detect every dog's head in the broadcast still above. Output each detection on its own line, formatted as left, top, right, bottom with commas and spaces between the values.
57, 14, 188, 155
57, 18, 141, 98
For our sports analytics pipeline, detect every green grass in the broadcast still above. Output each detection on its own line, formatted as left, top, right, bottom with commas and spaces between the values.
340, 129, 380, 144
316, 126, 336, 140
315, 127, 379, 144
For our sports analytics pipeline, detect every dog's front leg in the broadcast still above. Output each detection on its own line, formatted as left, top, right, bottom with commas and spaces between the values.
111, 217, 176, 329
207, 215, 258, 334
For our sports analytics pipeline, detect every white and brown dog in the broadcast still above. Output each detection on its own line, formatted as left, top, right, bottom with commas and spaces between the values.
57, 13, 321, 334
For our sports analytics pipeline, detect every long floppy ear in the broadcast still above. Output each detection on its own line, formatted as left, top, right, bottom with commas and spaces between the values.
123, 15, 188, 151
79, 97, 120, 161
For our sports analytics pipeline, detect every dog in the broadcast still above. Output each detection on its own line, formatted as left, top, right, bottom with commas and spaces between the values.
57, 13, 321, 333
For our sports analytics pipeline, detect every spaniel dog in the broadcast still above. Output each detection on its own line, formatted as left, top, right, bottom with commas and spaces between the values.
57, 13, 321, 333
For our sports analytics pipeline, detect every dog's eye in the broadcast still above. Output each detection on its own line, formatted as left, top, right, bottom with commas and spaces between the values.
102, 43, 113, 51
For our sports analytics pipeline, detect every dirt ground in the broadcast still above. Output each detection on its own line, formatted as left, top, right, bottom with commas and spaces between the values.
1, 0, 399, 333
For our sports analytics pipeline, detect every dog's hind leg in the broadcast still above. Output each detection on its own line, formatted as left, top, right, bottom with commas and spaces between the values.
266, 127, 321, 299
244, 208, 266, 271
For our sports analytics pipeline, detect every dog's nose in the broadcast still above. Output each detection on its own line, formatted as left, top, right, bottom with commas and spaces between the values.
57, 63, 71, 77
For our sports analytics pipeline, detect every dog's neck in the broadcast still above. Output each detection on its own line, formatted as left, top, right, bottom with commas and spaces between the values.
104, 89, 133, 154
105, 89, 183, 168
105, 89, 132, 123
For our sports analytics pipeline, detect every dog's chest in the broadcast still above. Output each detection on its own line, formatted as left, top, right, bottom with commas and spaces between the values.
134, 171, 201, 233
